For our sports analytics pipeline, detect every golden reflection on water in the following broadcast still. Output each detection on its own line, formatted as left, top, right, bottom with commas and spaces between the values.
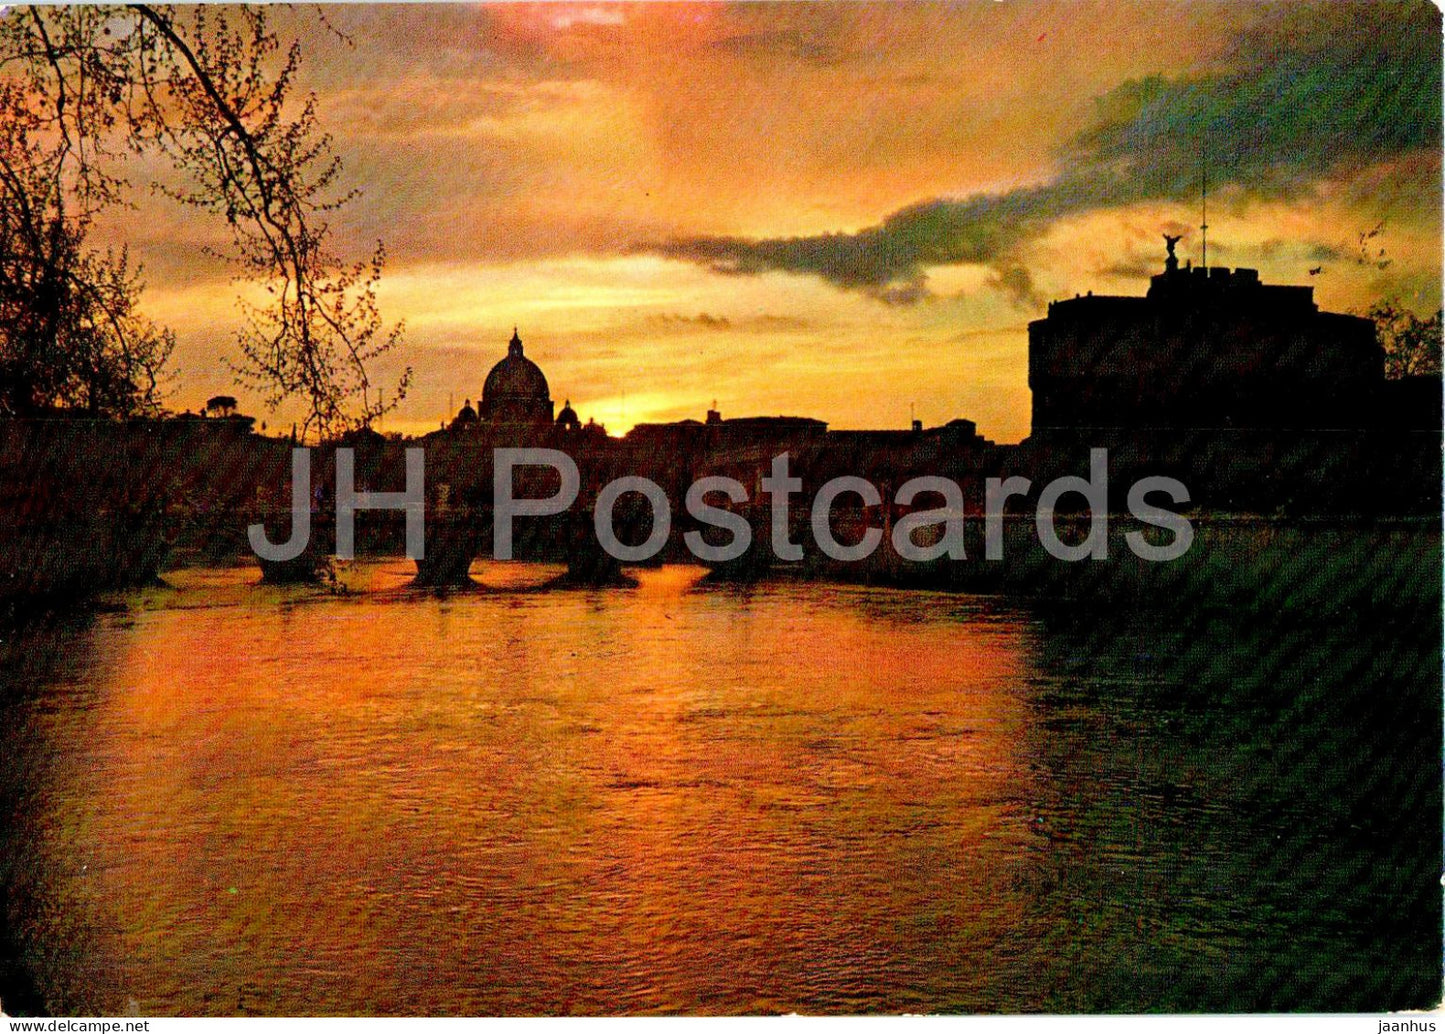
13, 562, 1043, 1015
11, 526, 1445, 1015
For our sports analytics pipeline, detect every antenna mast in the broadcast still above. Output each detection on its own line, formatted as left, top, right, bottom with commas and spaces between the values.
1200, 140, 1209, 270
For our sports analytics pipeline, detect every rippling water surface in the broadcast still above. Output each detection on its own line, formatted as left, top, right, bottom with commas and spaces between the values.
0, 554, 1438, 1014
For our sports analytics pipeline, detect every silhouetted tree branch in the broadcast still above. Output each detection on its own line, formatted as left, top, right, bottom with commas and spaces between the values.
1368, 299, 1443, 379
0, 5, 408, 434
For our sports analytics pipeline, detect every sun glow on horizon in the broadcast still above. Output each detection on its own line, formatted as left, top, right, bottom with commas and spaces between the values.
102, 2, 1438, 444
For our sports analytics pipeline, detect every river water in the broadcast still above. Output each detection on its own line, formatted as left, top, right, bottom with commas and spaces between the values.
0, 553, 1438, 1015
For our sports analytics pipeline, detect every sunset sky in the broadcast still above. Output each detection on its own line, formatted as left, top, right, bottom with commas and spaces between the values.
101, 1, 1442, 442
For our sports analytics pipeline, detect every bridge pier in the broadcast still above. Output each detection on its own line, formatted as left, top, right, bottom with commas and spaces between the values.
558, 511, 636, 587
413, 515, 484, 587
700, 511, 777, 582
562, 547, 635, 587
256, 545, 333, 584
253, 516, 334, 585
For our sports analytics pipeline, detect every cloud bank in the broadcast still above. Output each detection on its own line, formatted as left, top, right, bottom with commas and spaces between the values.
653, 1, 1442, 304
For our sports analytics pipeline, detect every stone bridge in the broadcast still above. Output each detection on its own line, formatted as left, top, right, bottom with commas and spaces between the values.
250, 504, 641, 588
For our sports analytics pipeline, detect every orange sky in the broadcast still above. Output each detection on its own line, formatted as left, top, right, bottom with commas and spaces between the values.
98, 2, 1443, 442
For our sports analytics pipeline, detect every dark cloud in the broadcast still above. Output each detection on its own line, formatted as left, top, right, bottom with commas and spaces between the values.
704, 6, 851, 66
653, 176, 1116, 302
653, 1, 1441, 303
643, 312, 815, 332
647, 312, 732, 329
747, 314, 812, 332
1066, 2, 1441, 199
707, 29, 846, 66
874, 281, 930, 306
986, 266, 1045, 310
299, 6, 576, 86
1099, 258, 1161, 281
1256, 239, 1346, 263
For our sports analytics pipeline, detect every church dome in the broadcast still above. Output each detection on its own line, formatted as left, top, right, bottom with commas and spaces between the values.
557, 399, 580, 430
450, 398, 477, 430
483, 329, 549, 403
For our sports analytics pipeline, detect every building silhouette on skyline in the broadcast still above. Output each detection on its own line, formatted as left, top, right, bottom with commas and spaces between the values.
479, 328, 554, 428
447, 238, 1437, 448
1029, 247, 1385, 434
424, 236, 1437, 515
443, 328, 609, 442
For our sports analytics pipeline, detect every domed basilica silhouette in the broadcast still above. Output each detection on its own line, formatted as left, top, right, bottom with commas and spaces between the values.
481, 328, 553, 426
444, 328, 603, 440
